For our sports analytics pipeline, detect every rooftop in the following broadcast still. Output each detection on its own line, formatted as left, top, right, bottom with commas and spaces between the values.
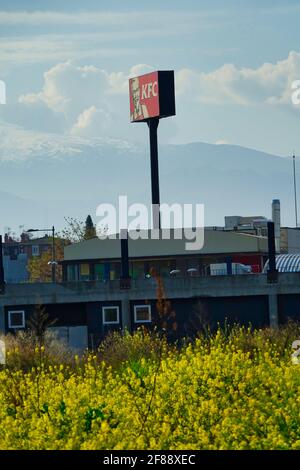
64, 227, 269, 261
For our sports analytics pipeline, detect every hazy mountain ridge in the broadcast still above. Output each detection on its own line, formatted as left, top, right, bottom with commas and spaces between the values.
0, 136, 297, 234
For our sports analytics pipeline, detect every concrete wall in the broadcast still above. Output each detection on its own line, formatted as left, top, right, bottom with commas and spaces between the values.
287, 229, 300, 253
0, 273, 290, 305
168, 296, 269, 333
278, 294, 300, 323
3, 302, 87, 332
2, 273, 300, 341
86, 300, 123, 348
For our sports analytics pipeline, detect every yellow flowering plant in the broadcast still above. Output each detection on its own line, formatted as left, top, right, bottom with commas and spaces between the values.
0, 325, 300, 450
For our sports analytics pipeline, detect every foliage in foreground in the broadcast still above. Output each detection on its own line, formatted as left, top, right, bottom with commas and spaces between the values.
0, 325, 300, 450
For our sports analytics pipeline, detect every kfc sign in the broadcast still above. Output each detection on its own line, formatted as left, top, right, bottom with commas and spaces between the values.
129, 70, 175, 122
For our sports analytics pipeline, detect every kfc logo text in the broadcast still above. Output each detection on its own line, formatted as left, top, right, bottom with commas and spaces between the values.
141, 81, 158, 100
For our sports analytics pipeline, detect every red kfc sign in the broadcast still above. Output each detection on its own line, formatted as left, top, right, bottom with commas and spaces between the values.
129, 70, 175, 122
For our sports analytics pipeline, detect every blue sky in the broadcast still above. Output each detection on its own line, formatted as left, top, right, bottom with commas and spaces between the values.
1, 0, 300, 156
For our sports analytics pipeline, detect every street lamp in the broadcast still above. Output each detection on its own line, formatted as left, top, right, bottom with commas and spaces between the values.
27, 226, 56, 283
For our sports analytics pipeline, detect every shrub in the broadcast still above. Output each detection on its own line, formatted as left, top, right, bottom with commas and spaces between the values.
0, 330, 76, 371
97, 327, 169, 370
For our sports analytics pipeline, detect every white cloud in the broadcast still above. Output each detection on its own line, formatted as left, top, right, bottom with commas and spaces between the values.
177, 51, 300, 107
20, 61, 113, 124
0, 10, 142, 26
0, 34, 138, 69
71, 105, 111, 136
0, 9, 229, 69
0, 10, 226, 27
128, 64, 154, 78
3, 50, 298, 155
18, 61, 156, 137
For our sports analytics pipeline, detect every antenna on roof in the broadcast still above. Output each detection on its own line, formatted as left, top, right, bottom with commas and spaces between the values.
293, 150, 298, 228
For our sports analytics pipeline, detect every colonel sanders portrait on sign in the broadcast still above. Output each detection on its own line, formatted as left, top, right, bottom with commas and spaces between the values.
130, 77, 149, 121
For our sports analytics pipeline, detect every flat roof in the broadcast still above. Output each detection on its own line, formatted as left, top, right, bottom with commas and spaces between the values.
64, 228, 268, 261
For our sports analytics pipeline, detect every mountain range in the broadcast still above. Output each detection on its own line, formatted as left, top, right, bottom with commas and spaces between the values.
0, 130, 297, 236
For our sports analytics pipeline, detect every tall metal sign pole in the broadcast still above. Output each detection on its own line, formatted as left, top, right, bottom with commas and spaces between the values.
148, 117, 160, 228
129, 71, 176, 229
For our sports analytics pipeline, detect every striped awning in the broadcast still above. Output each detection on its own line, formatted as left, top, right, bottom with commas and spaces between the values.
263, 254, 300, 273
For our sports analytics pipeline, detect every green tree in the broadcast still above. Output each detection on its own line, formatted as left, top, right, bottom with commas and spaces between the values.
84, 215, 96, 240
60, 217, 86, 243
60, 215, 104, 243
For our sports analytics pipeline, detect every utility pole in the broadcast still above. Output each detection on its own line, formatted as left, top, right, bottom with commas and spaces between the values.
293, 152, 298, 228
0, 235, 5, 294
52, 226, 56, 283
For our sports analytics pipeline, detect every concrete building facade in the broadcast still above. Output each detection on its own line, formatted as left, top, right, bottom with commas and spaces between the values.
1, 272, 300, 350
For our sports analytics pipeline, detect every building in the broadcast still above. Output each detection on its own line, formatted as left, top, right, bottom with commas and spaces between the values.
3, 253, 28, 284
2, 222, 300, 352
3, 199, 300, 350
223, 199, 300, 254
1, 271, 300, 351
280, 228, 300, 253
2, 232, 53, 283
61, 228, 269, 282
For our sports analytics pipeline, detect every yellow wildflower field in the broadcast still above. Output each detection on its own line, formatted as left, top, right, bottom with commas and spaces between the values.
0, 329, 300, 450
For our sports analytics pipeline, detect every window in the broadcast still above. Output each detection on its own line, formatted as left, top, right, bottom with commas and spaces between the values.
132, 261, 145, 280
79, 263, 90, 281
67, 264, 79, 281
95, 263, 105, 281
8, 310, 25, 329
134, 305, 151, 323
32, 245, 40, 256
102, 306, 120, 325
109, 262, 121, 280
